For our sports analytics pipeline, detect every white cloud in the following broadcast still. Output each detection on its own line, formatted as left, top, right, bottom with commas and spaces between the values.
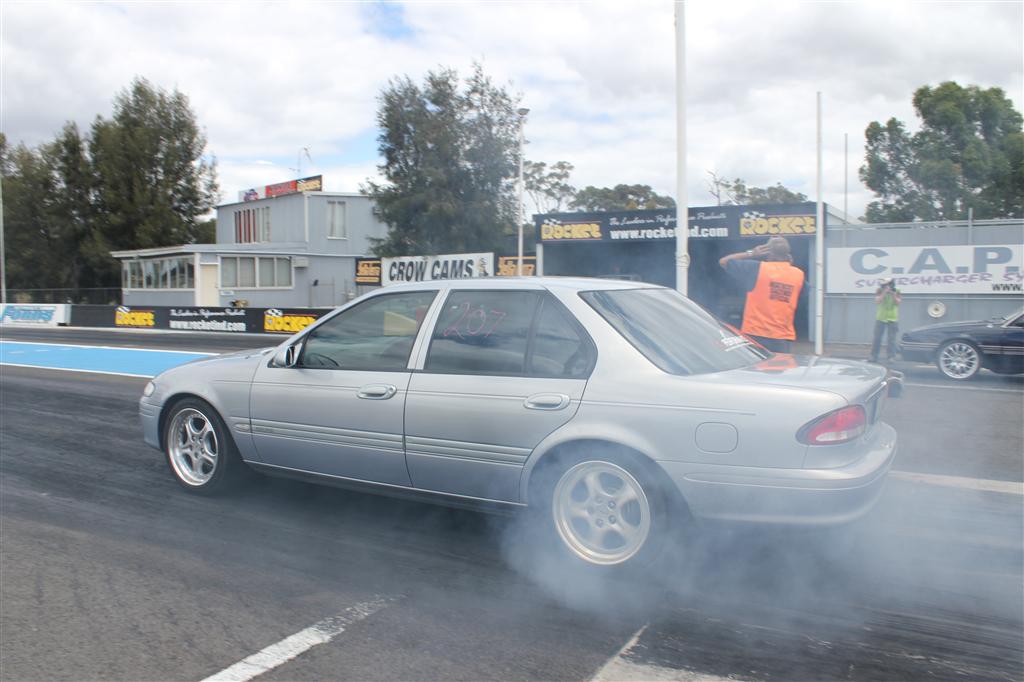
1, 0, 1020, 219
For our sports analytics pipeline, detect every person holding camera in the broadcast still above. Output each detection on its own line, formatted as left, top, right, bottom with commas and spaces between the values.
870, 277, 902, 363
719, 236, 805, 353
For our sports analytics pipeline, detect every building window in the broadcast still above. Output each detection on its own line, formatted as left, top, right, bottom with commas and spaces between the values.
327, 201, 347, 239
234, 207, 271, 243
122, 257, 194, 289
220, 256, 292, 288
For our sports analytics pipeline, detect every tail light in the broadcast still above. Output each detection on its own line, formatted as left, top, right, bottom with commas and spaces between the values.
798, 405, 866, 445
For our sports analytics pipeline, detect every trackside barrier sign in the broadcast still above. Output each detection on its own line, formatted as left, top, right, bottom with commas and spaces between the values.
168, 308, 248, 333
66, 305, 330, 334
827, 245, 1024, 294
0, 304, 69, 326
261, 308, 323, 334
536, 204, 818, 243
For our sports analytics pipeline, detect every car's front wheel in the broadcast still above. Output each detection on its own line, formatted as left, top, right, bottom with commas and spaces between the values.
936, 340, 982, 380
534, 448, 675, 571
163, 398, 246, 494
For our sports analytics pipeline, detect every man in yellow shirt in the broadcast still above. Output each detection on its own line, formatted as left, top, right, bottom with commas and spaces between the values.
870, 277, 902, 363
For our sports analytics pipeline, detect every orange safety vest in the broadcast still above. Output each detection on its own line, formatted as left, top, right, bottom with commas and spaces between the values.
741, 261, 804, 341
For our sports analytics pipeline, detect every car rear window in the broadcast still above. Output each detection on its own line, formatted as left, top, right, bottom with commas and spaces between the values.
580, 288, 769, 375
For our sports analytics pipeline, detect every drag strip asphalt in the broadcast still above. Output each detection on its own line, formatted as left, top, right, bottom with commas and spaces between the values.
1, 330, 1022, 681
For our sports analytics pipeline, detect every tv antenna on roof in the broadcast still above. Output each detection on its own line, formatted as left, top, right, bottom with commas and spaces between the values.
291, 147, 313, 177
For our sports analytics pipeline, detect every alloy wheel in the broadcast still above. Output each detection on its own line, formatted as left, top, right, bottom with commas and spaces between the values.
168, 408, 219, 486
939, 342, 980, 380
552, 460, 651, 566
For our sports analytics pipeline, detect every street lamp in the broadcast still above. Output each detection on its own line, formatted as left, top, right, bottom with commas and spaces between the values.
516, 107, 529, 276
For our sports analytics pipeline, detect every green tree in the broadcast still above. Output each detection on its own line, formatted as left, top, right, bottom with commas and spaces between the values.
1, 140, 62, 293
90, 77, 219, 283
706, 171, 808, 206
46, 123, 97, 295
365, 64, 521, 256
195, 218, 217, 243
524, 160, 576, 214
1, 78, 218, 297
570, 184, 675, 212
860, 81, 1024, 222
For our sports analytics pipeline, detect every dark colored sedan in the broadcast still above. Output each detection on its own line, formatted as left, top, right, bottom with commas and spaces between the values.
900, 309, 1024, 380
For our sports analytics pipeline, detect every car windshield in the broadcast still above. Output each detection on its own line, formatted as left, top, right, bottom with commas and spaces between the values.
580, 288, 770, 376
999, 309, 1024, 323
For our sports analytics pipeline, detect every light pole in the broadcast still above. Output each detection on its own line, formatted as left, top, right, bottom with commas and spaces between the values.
674, 2, 688, 295
1, 172, 6, 304
516, 107, 529, 276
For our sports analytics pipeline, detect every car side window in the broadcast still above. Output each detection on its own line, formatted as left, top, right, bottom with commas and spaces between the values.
300, 291, 437, 370
528, 298, 594, 379
425, 291, 539, 375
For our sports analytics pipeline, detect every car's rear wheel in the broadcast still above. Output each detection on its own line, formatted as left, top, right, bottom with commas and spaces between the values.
163, 398, 245, 494
936, 340, 981, 380
533, 447, 675, 572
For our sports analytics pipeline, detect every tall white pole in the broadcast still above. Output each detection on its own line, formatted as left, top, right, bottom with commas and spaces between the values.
814, 92, 825, 356
0, 172, 6, 304
843, 132, 848, 225
516, 108, 529, 276
674, 1, 689, 295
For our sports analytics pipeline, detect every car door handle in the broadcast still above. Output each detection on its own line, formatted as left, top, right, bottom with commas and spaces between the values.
357, 384, 398, 400
524, 393, 570, 411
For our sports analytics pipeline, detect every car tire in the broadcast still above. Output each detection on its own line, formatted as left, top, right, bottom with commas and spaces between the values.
530, 446, 677, 573
163, 398, 247, 495
936, 340, 982, 381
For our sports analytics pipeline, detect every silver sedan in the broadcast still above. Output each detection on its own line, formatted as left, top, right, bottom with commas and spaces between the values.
140, 278, 899, 570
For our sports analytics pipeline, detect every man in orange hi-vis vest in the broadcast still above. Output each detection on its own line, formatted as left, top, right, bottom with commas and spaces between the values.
718, 236, 805, 353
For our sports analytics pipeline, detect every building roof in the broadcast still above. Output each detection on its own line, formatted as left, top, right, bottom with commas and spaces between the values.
110, 243, 365, 259
216, 191, 370, 210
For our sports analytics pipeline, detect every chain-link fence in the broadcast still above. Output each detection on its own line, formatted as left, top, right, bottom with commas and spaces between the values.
5, 288, 122, 305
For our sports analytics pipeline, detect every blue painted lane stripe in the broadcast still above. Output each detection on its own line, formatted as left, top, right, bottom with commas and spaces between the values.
0, 341, 213, 378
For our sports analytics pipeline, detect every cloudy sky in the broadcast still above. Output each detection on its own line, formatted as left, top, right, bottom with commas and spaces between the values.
2, 1, 1021, 220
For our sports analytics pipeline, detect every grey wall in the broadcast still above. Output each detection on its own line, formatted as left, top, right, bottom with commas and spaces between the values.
305, 194, 386, 256
216, 193, 387, 256
824, 220, 1024, 344
122, 289, 195, 307
217, 194, 307, 245
215, 256, 356, 309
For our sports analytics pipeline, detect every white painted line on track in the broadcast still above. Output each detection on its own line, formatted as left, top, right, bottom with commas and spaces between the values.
0, 362, 155, 379
0, 339, 217, 355
890, 471, 1023, 495
201, 597, 395, 682
591, 625, 740, 682
903, 381, 1023, 394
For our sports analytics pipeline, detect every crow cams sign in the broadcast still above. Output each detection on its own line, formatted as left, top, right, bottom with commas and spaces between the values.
381, 253, 494, 286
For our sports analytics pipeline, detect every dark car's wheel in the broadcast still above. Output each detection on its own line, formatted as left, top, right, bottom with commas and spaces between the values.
163, 398, 246, 494
936, 340, 982, 380
532, 447, 676, 571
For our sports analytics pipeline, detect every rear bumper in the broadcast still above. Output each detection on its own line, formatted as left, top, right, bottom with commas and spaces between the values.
140, 398, 161, 450
658, 422, 897, 525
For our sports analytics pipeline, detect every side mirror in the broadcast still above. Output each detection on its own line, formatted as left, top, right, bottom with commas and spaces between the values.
273, 344, 300, 368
